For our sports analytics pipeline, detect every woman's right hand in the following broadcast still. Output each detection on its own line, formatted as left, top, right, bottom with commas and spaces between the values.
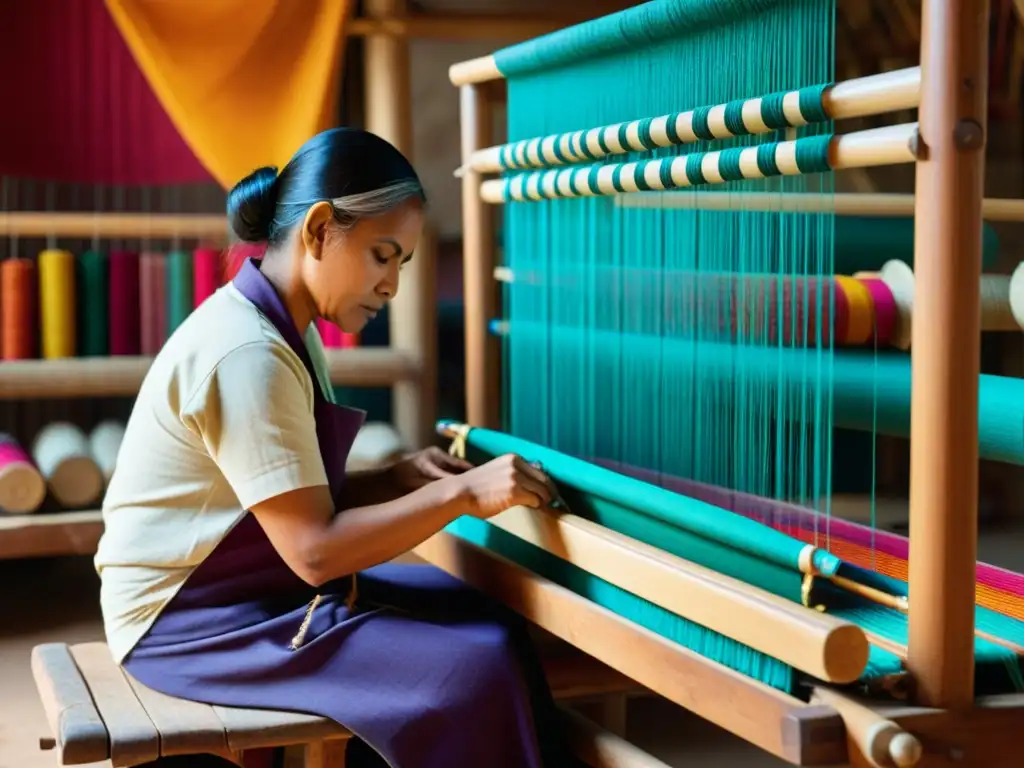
445, 453, 554, 519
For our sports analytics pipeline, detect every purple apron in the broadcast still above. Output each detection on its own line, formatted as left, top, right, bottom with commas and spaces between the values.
123, 259, 573, 768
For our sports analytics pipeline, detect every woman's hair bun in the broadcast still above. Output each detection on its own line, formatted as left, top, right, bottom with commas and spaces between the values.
227, 166, 280, 242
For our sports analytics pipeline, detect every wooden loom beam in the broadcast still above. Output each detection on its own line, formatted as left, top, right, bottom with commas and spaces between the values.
460, 83, 501, 430
411, 531, 848, 765
907, 0, 989, 711
364, 0, 436, 451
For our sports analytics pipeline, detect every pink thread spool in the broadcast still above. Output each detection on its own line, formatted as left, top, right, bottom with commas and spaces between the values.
140, 253, 168, 355
858, 277, 898, 347
109, 251, 141, 355
194, 248, 221, 307
0, 433, 46, 514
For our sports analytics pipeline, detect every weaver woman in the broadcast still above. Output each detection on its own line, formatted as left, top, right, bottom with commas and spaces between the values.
94, 127, 574, 768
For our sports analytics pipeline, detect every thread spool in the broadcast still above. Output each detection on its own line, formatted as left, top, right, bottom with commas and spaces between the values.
166, 250, 194, 336
857, 277, 898, 347
193, 248, 221, 307
833, 276, 875, 346
110, 251, 141, 355
32, 422, 104, 508
140, 253, 168, 355
38, 249, 77, 359
0, 433, 46, 514
88, 420, 125, 483
1, 258, 36, 359
881, 260, 1019, 351
77, 251, 109, 356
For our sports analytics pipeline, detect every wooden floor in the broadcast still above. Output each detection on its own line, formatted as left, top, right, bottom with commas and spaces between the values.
4, 525, 1024, 767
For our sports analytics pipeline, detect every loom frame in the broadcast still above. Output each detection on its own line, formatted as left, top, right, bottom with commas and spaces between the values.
436, 0, 1024, 765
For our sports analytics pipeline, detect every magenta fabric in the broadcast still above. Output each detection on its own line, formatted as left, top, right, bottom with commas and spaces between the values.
0, 1, 211, 185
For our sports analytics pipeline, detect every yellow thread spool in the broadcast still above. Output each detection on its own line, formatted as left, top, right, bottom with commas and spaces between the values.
834, 276, 874, 346
38, 249, 77, 359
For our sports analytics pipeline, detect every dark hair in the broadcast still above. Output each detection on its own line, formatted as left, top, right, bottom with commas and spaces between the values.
226, 127, 425, 244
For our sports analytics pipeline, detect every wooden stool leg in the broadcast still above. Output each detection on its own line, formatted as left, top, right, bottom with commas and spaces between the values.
304, 739, 347, 768
593, 694, 628, 738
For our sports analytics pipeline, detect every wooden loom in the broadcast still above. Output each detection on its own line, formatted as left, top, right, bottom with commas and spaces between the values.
405, 1, 1024, 766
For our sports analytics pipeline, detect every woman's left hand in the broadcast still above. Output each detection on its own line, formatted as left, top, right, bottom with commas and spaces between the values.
391, 446, 473, 491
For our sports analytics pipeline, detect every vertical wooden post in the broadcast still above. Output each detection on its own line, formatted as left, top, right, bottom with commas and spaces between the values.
460, 83, 500, 429
364, 0, 435, 450
907, 0, 990, 710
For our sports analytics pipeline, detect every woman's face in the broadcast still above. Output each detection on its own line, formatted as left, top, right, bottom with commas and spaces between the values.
310, 201, 424, 333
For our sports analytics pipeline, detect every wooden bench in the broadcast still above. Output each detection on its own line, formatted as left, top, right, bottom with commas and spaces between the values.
33, 641, 661, 768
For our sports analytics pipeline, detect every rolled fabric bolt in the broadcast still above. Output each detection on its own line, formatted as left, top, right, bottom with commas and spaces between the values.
0, 433, 46, 514
32, 422, 104, 508
88, 420, 126, 483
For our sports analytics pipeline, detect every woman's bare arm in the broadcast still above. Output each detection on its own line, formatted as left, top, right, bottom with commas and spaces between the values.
249, 479, 464, 586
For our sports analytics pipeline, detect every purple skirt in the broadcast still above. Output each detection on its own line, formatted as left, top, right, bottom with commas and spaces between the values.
123, 514, 575, 768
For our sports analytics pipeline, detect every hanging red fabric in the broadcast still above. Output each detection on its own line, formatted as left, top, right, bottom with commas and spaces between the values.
0, 0, 211, 185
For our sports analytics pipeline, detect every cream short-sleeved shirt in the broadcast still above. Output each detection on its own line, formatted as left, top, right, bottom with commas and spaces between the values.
94, 283, 337, 663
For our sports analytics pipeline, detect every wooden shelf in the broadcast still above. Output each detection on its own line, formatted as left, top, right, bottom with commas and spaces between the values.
0, 509, 103, 560
0, 349, 421, 400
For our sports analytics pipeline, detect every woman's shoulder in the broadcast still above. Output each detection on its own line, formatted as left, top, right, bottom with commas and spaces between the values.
148, 285, 314, 406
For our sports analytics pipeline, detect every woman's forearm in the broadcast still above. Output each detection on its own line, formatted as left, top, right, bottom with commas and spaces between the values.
306, 480, 465, 584
341, 465, 407, 509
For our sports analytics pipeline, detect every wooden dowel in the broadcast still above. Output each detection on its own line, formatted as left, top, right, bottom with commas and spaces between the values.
907, 0, 990, 710
811, 687, 923, 768
479, 124, 918, 204
460, 84, 501, 429
616, 191, 1024, 221
0, 213, 228, 240
486, 504, 869, 683
411, 531, 836, 764
365, 0, 431, 450
461, 68, 922, 174
0, 350, 420, 400
560, 707, 673, 768
880, 260, 1021, 350
450, 55, 502, 87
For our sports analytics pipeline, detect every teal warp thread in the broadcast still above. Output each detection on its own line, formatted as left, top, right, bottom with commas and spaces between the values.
691, 106, 715, 140
756, 143, 781, 176
759, 91, 789, 129
492, 0, 784, 78
793, 135, 833, 173
637, 117, 655, 149
617, 123, 632, 153
634, 162, 652, 190
718, 147, 746, 181
797, 82, 831, 123
723, 99, 748, 135
611, 165, 626, 192
685, 154, 707, 185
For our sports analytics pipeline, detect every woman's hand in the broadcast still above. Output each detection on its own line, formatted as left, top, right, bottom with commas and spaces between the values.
391, 446, 473, 491
443, 453, 553, 519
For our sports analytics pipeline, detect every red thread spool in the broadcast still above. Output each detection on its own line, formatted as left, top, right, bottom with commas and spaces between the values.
0, 433, 46, 514
109, 251, 141, 355
140, 253, 168, 355
1, 258, 36, 359
194, 247, 221, 307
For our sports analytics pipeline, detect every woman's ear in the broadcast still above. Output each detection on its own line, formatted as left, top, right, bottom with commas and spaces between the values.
300, 202, 335, 261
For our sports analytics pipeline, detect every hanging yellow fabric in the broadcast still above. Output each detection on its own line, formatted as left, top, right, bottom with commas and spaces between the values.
104, 0, 352, 188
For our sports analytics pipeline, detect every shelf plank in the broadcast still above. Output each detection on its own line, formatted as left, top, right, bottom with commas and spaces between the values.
0, 510, 103, 560
0, 349, 420, 400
